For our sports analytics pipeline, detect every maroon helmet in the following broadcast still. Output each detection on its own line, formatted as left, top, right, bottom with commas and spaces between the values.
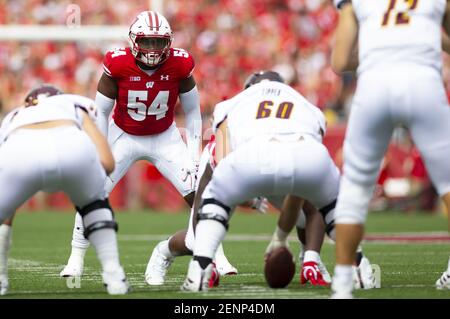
24, 84, 63, 107
243, 71, 284, 89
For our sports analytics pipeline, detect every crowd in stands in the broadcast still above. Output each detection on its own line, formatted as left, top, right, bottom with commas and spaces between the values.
0, 0, 344, 121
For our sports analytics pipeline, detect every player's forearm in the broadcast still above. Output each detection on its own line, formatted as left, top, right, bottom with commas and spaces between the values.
180, 86, 202, 162
331, 4, 359, 73
278, 195, 304, 234
94, 91, 114, 137
82, 113, 115, 174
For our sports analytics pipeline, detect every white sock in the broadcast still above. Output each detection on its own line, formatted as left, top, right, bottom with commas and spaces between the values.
334, 265, 353, 280
356, 245, 363, 254
88, 229, 121, 272
304, 250, 320, 264
67, 247, 86, 264
333, 264, 354, 294
158, 239, 176, 259
0, 225, 12, 274
193, 220, 227, 259
71, 213, 90, 250
83, 208, 121, 272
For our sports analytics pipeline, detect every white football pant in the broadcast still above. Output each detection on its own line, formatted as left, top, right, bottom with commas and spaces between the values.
0, 126, 107, 221
335, 66, 450, 224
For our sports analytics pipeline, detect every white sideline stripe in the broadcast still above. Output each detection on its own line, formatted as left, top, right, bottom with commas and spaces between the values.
6, 261, 325, 298
368, 231, 448, 236
118, 232, 450, 242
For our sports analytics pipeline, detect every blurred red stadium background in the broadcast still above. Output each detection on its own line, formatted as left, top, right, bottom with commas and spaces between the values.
0, 0, 445, 212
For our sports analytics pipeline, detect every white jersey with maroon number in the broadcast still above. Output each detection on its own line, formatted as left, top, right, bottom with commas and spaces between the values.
333, 0, 450, 226
212, 81, 326, 151
0, 94, 94, 143
353, 0, 445, 74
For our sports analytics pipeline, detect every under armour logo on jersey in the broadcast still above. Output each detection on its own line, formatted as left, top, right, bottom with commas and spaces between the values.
146, 81, 154, 88
161, 75, 169, 80
130, 76, 141, 82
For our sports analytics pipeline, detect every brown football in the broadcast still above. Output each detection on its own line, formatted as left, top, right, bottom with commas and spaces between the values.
264, 246, 296, 288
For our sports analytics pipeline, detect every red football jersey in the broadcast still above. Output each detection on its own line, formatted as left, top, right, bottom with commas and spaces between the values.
102, 47, 195, 135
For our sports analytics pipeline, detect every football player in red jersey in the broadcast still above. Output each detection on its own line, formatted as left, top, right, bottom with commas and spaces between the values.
60, 11, 203, 283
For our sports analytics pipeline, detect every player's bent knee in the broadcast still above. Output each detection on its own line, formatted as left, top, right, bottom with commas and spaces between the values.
198, 198, 231, 230
334, 176, 374, 224
76, 198, 118, 238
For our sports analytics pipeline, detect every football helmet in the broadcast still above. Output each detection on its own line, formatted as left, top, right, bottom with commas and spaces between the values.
243, 70, 284, 89
24, 84, 63, 107
129, 11, 173, 67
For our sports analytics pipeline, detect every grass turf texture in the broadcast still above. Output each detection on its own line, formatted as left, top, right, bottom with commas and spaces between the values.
2, 210, 450, 299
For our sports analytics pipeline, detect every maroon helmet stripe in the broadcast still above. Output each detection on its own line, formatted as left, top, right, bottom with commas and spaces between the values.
148, 11, 154, 29
154, 12, 160, 31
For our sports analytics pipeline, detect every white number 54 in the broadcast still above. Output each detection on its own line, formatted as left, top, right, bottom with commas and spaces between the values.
127, 90, 169, 121
173, 48, 189, 58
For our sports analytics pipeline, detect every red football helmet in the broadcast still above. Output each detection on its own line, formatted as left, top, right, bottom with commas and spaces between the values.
129, 11, 173, 67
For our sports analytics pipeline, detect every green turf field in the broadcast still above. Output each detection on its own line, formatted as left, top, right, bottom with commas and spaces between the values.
2, 210, 450, 299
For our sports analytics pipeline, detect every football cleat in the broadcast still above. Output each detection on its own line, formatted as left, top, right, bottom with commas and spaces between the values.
353, 256, 376, 289
59, 259, 84, 278
181, 260, 214, 292
208, 262, 220, 288
214, 245, 238, 276
318, 260, 332, 284
0, 273, 8, 296
145, 241, 174, 286
216, 261, 238, 276
301, 261, 330, 286
102, 266, 130, 295
436, 271, 450, 290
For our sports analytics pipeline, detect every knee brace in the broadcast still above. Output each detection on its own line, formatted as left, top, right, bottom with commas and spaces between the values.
334, 176, 375, 224
319, 199, 336, 239
197, 198, 231, 230
76, 198, 118, 238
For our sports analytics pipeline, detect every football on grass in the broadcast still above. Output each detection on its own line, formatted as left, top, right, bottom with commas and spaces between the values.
264, 247, 295, 288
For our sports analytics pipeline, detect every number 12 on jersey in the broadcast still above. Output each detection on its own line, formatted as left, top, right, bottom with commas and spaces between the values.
382, 0, 419, 26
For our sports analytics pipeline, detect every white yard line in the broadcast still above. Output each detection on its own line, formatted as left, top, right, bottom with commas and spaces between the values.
5, 257, 442, 297
8, 258, 43, 267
